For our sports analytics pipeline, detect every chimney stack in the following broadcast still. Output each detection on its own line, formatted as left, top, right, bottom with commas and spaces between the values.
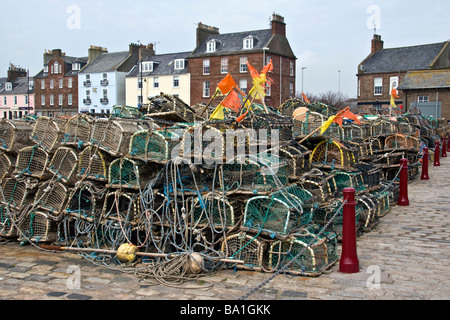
129, 43, 155, 61
371, 34, 384, 54
271, 13, 286, 36
7, 63, 27, 82
88, 46, 108, 63
196, 23, 220, 48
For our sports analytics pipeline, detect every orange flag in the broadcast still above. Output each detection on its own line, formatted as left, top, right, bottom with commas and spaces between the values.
302, 93, 311, 104
221, 88, 243, 113
217, 74, 237, 95
333, 107, 361, 127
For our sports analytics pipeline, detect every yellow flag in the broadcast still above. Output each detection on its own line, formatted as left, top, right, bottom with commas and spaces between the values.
210, 105, 224, 120
319, 115, 337, 134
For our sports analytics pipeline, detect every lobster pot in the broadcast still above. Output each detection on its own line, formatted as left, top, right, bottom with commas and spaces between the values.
277, 98, 307, 117
406, 135, 420, 150
111, 105, 142, 119
383, 165, 402, 181
299, 171, 337, 203
345, 140, 372, 161
0, 119, 34, 153
48, 147, 78, 185
270, 185, 314, 227
180, 124, 225, 163
66, 181, 106, 221
353, 163, 382, 188
357, 194, 381, 232
191, 195, 236, 229
90, 118, 153, 157
310, 139, 356, 170
102, 190, 141, 225
56, 214, 96, 247
0, 151, 15, 180
63, 114, 93, 148
370, 189, 392, 218
31, 117, 66, 153
129, 126, 186, 163
341, 124, 366, 141
280, 145, 312, 179
242, 196, 295, 237
0, 178, 35, 209
33, 181, 69, 217
384, 134, 408, 150
146, 93, 198, 123
17, 211, 57, 243
241, 113, 293, 143
268, 228, 339, 276
369, 138, 383, 153
108, 157, 159, 190
371, 120, 395, 137
332, 170, 366, 195
0, 205, 17, 238
308, 102, 337, 118
77, 146, 110, 182
14, 146, 50, 179
398, 122, 415, 135
221, 233, 266, 271
408, 161, 421, 180
292, 111, 324, 137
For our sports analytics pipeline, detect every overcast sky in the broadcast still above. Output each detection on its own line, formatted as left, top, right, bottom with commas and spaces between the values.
1, 0, 449, 100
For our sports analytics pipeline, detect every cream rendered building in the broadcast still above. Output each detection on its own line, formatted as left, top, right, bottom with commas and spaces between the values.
126, 51, 191, 108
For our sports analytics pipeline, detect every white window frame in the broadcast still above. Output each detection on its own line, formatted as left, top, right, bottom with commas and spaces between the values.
68, 94, 73, 105
174, 59, 185, 70
50, 79, 54, 89
54, 62, 59, 74
221, 58, 228, 74
5, 83, 12, 91
374, 77, 383, 96
44, 65, 49, 73
41, 79, 45, 90
140, 62, 153, 73
290, 61, 294, 76
207, 39, 216, 53
59, 94, 63, 106
203, 59, 210, 75
203, 81, 210, 98
59, 78, 63, 89
173, 76, 180, 88
41, 95, 45, 106
239, 79, 247, 95
243, 36, 254, 50
418, 96, 429, 103
68, 78, 72, 89
240, 57, 248, 73
153, 77, 159, 89
103, 89, 108, 99
50, 94, 54, 106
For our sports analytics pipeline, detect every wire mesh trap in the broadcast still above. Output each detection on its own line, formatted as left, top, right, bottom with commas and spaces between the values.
47, 147, 79, 185
77, 146, 110, 182
240, 113, 293, 143
0, 119, 34, 153
63, 114, 93, 148
221, 232, 266, 271
33, 180, 70, 219
267, 225, 339, 277
31, 116, 67, 153
14, 146, 50, 179
108, 157, 160, 190
17, 210, 57, 243
298, 170, 337, 204
145, 93, 200, 123
191, 194, 236, 229
0, 151, 15, 181
0, 205, 17, 238
0, 178, 37, 210
65, 181, 107, 222
310, 139, 356, 170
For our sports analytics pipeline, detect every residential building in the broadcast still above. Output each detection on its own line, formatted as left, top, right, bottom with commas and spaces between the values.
188, 14, 297, 108
34, 49, 88, 117
0, 64, 35, 119
78, 44, 150, 114
357, 34, 450, 118
126, 51, 191, 107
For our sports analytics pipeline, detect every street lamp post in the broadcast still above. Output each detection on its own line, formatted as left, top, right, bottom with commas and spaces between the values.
302, 67, 307, 94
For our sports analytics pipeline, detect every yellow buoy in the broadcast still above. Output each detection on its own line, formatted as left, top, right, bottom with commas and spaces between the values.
185, 252, 204, 274
293, 107, 310, 122
117, 243, 138, 263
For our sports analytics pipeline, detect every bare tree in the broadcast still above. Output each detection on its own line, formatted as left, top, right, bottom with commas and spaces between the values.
296, 90, 350, 110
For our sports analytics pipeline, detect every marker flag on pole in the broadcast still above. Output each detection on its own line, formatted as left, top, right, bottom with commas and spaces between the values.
319, 107, 360, 134
302, 93, 311, 104
217, 74, 237, 95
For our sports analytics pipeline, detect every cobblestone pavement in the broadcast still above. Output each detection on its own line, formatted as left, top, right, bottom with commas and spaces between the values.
1, 158, 449, 302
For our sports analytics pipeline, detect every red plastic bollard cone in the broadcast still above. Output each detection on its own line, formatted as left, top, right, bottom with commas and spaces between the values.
434, 141, 440, 166
398, 158, 409, 206
442, 138, 447, 158
421, 147, 429, 180
339, 187, 360, 274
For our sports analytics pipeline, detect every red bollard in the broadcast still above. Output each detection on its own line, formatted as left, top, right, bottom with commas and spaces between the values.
442, 138, 447, 158
447, 136, 450, 152
421, 148, 429, 180
339, 187, 360, 274
398, 158, 409, 206
434, 141, 440, 166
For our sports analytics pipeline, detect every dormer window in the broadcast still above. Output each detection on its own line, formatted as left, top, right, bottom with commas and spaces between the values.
207, 39, 217, 53
174, 59, 185, 70
53, 62, 60, 74
29, 81, 34, 90
140, 62, 154, 73
72, 63, 81, 71
243, 36, 254, 49
5, 82, 12, 91
44, 65, 49, 73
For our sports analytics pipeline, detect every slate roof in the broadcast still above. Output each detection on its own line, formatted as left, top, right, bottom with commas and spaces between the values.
398, 69, 450, 90
0, 77, 34, 95
79, 52, 132, 74
359, 42, 448, 74
127, 51, 191, 78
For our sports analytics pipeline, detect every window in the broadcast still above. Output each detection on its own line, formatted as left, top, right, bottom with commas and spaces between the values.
103, 89, 108, 99
102, 73, 108, 80
25, 95, 28, 105
72, 63, 80, 71
418, 96, 429, 103
59, 78, 63, 89
5, 83, 12, 91
290, 82, 294, 97
68, 78, 72, 88
239, 79, 247, 95
207, 40, 216, 53
266, 83, 271, 97
137, 96, 143, 105
59, 94, 63, 106
140, 62, 153, 72
153, 77, 159, 89
50, 94, 54, 106
44, 65, 49, 73
374, 77, 382, 95
203, 60, 210, 75
68, 94, 73, 105
174, 59, 185, 70
243, 36, 254, 49
173, 76, 179, 88
41, 95, 45, 106
41, 79, 45, 90
3, 97, 6, 105
290, 61, 294, 76
85, 74, 90, 81
14, 96, 17, 105
86, 90, 91, 99
50, 79, 54, 89
358, 79, 361, 97
221, 58, 228, 74
54, 62, 59, 74
240, 57, 248, 73
203, 81, 210, 98
29, 81, 34, 90
138, 78, 143, 89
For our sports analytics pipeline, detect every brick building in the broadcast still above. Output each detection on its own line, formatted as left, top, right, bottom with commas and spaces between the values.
357, 34, 450, 119
34, 49, 88, 117
188, 14, 297, 108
